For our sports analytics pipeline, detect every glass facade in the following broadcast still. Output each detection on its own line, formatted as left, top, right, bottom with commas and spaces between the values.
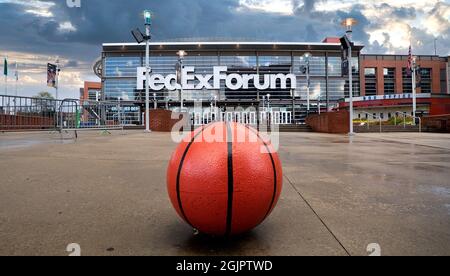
102, 46, 362, 124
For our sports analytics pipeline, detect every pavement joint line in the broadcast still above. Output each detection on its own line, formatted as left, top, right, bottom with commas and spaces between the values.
355, 134, 450, 151
283, 174, 351, 256
0, 154, 169, 163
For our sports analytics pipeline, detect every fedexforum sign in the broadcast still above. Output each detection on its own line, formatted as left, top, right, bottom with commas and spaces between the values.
137, 66, 297, 91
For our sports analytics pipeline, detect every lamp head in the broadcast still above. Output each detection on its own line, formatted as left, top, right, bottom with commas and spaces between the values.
177, 50, 187, 58
303, 52, 312, 61
341, 18, 358, 31
144, 10, 152, 25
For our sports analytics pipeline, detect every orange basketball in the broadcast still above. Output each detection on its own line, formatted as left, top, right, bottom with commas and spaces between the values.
167, 122, 283, 236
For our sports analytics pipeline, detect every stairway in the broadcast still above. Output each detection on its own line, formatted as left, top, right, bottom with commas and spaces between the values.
278, 124, 313, 132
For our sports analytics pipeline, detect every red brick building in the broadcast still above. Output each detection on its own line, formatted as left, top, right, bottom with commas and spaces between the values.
360, 55, 448, 96
80, 81, 102, 101
337, 53, 450, 120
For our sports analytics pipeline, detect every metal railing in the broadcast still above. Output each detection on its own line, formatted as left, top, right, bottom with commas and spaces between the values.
360, 111, 382, 133
1, 95, 133, 134
0, 95, 59, 130
395, 111, 422, 133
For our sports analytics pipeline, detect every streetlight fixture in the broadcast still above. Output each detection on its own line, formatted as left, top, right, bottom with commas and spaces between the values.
302, 52, 312, 115
176, 50, 187, 109
341, 17, 358, 136
131, 10, 152, 132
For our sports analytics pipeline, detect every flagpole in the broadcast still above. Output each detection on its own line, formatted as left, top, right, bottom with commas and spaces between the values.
55, 59, 59, 100
15, 62, 18, 97
412, 57, 417, 125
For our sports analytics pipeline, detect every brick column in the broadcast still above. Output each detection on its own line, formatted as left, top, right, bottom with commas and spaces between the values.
377, 66, 385, 95
395, 66, 403, 94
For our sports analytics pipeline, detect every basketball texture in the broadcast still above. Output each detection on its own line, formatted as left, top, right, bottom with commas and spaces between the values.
167, 122, 283, 236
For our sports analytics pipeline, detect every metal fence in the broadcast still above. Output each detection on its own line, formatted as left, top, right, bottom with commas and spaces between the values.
0, 95, 131, 132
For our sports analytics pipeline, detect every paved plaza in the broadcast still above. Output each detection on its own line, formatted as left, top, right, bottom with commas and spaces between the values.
1, 130, 450, 256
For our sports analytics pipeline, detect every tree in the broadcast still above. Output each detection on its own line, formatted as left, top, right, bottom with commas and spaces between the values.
32, 92, 56, 114
34, 91, 55, 99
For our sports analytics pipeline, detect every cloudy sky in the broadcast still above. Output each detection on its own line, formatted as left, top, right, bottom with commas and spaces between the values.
1, 0, 449, 99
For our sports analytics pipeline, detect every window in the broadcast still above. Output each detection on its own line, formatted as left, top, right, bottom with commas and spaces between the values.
384, 68, 395, 95
88, 89, 101, 101
105, 56, 141, 77
365, 68, 377, 96
402, 68, 412, 94
418, 68, 432, 93
441, 69, 447, 94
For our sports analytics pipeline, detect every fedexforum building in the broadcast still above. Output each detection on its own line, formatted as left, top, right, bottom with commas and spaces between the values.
99, 38, 450, 126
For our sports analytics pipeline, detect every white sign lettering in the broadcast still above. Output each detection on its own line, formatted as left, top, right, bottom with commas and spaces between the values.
137, 66, 297, 91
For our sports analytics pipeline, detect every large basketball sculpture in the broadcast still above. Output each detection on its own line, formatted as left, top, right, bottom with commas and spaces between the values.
167, 122, 283, 236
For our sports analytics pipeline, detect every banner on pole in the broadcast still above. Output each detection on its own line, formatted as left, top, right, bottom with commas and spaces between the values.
3, 57, 7, 76
47, 63, 57, 88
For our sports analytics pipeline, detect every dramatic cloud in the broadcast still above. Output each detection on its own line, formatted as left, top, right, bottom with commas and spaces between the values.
0, 0, 449, 98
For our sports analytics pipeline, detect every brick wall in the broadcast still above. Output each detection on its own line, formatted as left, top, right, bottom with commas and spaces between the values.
0, 114, 55, 130
305, 110, 350, 134
149, 109, 185, 132
360, 56, 447, 96
422, 114, 450, 133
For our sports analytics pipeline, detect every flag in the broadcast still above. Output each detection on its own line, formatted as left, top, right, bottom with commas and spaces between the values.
407, 45, 413, 76
47, 63, 57, 88
3, 57, 7, 76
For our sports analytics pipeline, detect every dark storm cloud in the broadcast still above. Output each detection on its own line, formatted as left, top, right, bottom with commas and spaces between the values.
0, 0, 449, 67
2, 0, 363, 50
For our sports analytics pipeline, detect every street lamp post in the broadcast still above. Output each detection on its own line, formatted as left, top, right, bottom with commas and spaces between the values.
177, 50, 187, 110
55, 58, 60, 100
130, 10, 153, 131
412, 57, 417, 124
118, 96, 122, 126
302, 53, 311, 115
318, 94, 321, 115
144, 10, 152, 132
341, 18, 358, 136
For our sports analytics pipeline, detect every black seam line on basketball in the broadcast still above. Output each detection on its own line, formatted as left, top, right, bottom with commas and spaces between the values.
225, 122, 234, 236
176, 125, 208, 228
245, 126, 277, 221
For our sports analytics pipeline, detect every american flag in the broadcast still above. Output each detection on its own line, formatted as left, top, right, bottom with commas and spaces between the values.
407, 45, 413, 76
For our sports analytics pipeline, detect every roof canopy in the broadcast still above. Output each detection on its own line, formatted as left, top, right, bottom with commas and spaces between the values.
102, 41, 364, 53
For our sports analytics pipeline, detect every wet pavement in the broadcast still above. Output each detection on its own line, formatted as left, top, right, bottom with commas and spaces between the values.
0, 131, 449, 256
